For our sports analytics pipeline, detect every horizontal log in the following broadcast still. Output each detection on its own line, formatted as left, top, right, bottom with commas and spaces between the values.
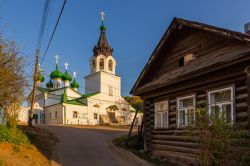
236, 102, 248, 108
169, 117, 176, 123
150, 149, 196, 165
169, 99, 176, 103
236, 86, 247, 92
169, 112, 176, 117
236, 93, 248, 101
151, 139, 200, 149
197, 94, 206, 98
150, 143, 201, 155
152, 134, 195, 142
236, 111, 249, 119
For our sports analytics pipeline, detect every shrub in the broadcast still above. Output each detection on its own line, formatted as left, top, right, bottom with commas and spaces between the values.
190, 108, 250, 166
0, 125, 30, 145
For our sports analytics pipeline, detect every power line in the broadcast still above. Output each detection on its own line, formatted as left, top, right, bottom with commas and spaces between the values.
37, 0, 51, 50
40, 0, 67, 64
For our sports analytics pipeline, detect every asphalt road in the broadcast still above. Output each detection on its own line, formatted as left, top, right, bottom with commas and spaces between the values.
41, 125, 150, 166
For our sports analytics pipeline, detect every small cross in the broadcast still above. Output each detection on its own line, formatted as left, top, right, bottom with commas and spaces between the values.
38, 63, 41, 70
55, 54, 59, 64
73, 72, 76, 78
100, 11, 105, 21
65, 63, 69, 70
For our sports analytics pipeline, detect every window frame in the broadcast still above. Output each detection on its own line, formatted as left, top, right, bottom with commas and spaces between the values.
177, 95, 196, 128
207, 86, 234, 124
154, 100, 169, 129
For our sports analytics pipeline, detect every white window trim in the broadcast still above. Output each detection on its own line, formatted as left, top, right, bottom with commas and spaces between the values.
208, 87, 234, 124
177, 95, 196, 128
154, 101, 169, 129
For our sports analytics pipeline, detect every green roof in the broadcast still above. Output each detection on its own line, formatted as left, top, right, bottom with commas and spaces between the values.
37, 87, 48, 93
62, 70, 72, 81
81, 92, 99, 99
46, 79, 53, 89
50, 64, 63, 79
64, 99, 87, 106
70, 78, 79, 89
37, 72, 45, 83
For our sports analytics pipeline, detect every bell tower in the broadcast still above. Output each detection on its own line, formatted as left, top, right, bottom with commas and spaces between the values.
85, 12, 121, 97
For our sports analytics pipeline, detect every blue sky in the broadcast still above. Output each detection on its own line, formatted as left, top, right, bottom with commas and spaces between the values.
1, 0, 250, 96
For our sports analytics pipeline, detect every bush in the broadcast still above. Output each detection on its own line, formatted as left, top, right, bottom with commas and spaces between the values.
190, 108, 250, 166
0, 125, 30, 145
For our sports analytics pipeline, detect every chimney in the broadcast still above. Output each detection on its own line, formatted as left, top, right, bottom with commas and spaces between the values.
244, 22, 250, 35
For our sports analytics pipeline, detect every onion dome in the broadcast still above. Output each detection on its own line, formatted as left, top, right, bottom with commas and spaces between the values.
36, 71, 45, 83
50, 55, 63, 79
62, 70, 72, 81
50, 64, 63, 79
46, 79, 53, 89
70, 78, 79, 89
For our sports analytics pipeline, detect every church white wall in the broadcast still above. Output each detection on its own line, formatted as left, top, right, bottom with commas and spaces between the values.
66, 88, 82, 99
64, 104, 88, 125
100, 71, 121, 97
85, 72, 101, 94
45, 104, 63, 124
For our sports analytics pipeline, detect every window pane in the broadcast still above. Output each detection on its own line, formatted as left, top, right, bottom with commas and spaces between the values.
187, 109, 194, 125
179, 110, 185, 127
179, 97, 194, 108
155, 101, 168, 112
155, 113, 161, 127
222, 104, 232, 123
162, 112, 168, 127
210, 105, 220, 119
210, 89, 231, 104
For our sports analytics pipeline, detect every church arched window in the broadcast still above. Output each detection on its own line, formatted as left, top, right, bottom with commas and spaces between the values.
108, 60, 113, 71
99, 58, 104, 70
92, 60, 96, 71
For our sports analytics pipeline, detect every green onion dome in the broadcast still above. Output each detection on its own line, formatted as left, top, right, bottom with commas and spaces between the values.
70, 78, 79, 89
50, 64, 63, 79
62, 70, 72, 81
37, 72, 45, 83
46, 79, 53, 89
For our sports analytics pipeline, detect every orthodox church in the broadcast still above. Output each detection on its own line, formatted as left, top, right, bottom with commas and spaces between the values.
31, 13, 137, 125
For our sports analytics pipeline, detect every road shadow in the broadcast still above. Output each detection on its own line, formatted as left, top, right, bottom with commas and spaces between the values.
20, 125, 61, 166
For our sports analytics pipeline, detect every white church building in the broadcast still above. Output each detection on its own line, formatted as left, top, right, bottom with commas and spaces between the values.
30, 14, 139, 125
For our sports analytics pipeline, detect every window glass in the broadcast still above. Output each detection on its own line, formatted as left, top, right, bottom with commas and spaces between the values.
177, 95, 195, 128
208, 87, 233, 124
154, 101, 168, 128
94, 113, 98, 119
210, 89, 231, 104
108, 60, 113, 71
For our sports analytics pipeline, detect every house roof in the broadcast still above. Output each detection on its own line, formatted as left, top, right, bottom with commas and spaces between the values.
64, 98, 87, 106
131, 17, 250, 95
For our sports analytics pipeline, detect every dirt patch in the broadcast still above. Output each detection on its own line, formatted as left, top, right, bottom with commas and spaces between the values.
0, 143, 49, 166
0, 126, 60, 166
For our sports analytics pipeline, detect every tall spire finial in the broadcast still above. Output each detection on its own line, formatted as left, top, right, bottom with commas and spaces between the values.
101, 11, 105, 22
100, 11, 106, 31
65, 63, 68, 70
73, 72, 76, 78
55, 54, 59, 64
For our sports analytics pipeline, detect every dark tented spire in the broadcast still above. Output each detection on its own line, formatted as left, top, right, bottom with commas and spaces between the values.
93, 11, 113, 57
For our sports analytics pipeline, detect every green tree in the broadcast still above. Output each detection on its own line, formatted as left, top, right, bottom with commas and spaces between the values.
124, 96, 143, 111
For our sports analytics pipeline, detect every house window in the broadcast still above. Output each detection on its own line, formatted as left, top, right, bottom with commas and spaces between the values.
99, 58, 104, 70
94, 113, 98, 120
55, 111, 57, 118
73, 111, 78, 118
109, 86, 113, 96
177, 95, 195, 128
179, 53, 195, 67
208, 87, 234, 124
154, 101, 168, 128
49, 113, 52, 119
108, 60, 113, 71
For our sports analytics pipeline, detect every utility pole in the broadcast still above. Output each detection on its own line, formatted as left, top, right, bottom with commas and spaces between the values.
29, 49, 39, 126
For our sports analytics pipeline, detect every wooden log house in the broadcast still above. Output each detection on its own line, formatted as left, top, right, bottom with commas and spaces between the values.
130, 18, 250, 165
